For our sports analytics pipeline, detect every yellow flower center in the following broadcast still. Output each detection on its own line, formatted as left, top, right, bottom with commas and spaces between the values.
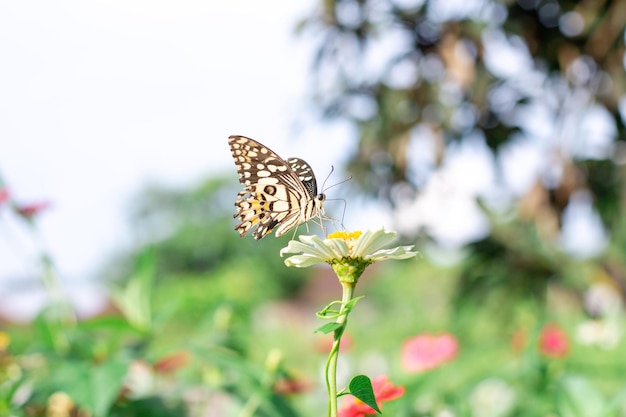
327, 230, 362, 240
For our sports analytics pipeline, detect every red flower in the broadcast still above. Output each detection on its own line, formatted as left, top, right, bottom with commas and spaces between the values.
538, 323, 569, 358
15, 201, 50, 219
401, 332, 459, 373
338, 375, 405, 417
0, 187, 9, 205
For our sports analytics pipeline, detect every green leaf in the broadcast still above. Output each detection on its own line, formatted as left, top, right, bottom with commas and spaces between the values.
349, 375, 381, 414
555, 375, 606, 417
53, 357, 129, 417
343, 296, 364, 312
33, 303, 74, 354
0, 375, 26, 411
315, 322, 343, 334
79, 315, 138, 333
111, 253, 155, 332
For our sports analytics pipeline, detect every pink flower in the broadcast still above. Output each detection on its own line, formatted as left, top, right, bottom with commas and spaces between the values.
401, 332, 459, 372
538, 323, 569, 358
338, 375, 405, 417
0, 187, 9, 205
15, 201, 50, 219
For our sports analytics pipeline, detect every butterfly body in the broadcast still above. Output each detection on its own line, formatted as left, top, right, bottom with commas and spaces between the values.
228, 135, 325, 239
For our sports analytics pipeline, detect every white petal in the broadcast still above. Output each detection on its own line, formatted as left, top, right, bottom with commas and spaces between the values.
366, 245, 417, 261
352, 229, 397, 257
280, 238, 331, 260
324, 238, 350, 258
283, 255, 326, 268
299, 235, 338, 259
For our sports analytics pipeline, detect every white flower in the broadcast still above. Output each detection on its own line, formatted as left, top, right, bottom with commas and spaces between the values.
576, 319, 623, 350
280, 229, 417, 283
469, 378, 516, 417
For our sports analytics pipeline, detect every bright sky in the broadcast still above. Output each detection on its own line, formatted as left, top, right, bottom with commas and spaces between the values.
0, 0, 361, 319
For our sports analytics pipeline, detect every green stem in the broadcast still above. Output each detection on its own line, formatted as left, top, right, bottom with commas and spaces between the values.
326, 281, 355, 417
238, 396, 262, 417
36, 230, 75, 354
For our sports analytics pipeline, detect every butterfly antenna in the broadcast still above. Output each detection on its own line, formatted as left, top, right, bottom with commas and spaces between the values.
320, 165, 335, 192
322, 175, 353, 193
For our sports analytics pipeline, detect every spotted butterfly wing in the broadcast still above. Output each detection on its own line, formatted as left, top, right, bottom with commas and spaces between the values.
228, 135, 325, 239
287, 158, 318, 198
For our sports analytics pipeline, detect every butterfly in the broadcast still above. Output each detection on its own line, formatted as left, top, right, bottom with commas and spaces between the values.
228, 135, 326, 239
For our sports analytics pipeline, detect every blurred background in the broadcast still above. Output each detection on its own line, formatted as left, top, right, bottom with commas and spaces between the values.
1, 0, 625, 416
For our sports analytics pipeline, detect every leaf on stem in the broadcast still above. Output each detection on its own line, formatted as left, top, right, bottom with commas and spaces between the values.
349, 375, 381, 414
316, 322, 343, 334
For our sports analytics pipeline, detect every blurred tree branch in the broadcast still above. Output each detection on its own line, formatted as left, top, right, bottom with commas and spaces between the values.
299, 0, 624, 215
